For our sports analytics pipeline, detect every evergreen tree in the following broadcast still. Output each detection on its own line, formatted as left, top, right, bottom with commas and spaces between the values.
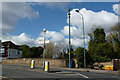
94, 28, 106, 43
22, 45, 44, 58
22, 45, 31, 58
88, 28, 114, 63
75, 47, 92, 68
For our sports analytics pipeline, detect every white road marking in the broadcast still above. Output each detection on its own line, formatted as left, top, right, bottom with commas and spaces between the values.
75, 72, 89, 78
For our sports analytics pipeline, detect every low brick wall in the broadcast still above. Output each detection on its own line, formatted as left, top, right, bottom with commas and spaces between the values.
2, 58, 67, 67
3, 58, 115, 68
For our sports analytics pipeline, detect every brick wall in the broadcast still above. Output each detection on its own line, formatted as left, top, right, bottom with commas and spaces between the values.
2, 58, 68, 67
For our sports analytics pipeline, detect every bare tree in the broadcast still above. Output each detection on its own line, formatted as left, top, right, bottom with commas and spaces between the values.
106, 23, 120, 58
45, 42, 63, 58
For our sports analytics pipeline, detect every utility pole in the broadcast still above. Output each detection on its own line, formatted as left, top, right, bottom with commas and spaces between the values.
82, 16, 86, 69
43, 29, 46, 70
68, 8, 71, 68
75, 10, 86, 69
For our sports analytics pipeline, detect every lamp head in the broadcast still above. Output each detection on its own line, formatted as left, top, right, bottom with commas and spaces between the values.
68, 13, 71, 15
43, 29, 46, 32
75, 9, 79, 13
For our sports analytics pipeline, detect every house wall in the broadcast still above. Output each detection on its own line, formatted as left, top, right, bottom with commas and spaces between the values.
8, 49, 22, 58
2, 41, 22, 58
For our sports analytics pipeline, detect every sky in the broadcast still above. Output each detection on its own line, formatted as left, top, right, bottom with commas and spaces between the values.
1, 2, 119, 48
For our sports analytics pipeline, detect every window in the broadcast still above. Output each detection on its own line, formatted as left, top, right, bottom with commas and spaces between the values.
0, 48, 5, 53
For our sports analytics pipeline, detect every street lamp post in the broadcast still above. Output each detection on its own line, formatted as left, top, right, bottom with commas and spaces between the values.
43, 29, 46, 70
75, 10, 86, 69
68, 8, 71, 68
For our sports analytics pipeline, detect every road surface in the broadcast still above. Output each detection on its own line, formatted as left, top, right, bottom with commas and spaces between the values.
1, 64, 120, 80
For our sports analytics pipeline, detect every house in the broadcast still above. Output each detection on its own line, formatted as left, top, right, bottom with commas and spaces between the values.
0, 41, 22, 58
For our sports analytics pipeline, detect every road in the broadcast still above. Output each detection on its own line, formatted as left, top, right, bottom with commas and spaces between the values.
1, 64, 120, 80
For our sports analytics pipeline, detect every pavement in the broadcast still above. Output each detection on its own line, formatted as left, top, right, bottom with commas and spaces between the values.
1, 64, 120, 80
51, 66, 119, 74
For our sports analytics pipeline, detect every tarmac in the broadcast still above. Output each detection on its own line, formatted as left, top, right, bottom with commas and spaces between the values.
2, 64, 120, 75
2, 64, 120, 80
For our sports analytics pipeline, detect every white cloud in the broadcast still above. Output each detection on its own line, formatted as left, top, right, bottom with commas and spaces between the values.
35, 37, 44, 44
65, 38, 89, 47
62, 8, 118, 39
2, 33, 37, 47
2, 2, 39, 32
67, 8, 118, 34
1, 2, 39, 46
61, 26, 82, 38
113, 4, 120, 15
1, 3, 119, 48
1, 33, 47, 47
12, 33, 35, 45
40, 31, 65, 43
60, 8, 118, 47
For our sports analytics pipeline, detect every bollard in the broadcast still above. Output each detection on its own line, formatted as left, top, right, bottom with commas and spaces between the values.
105, 65, 113, 71
31, 60, 35, 69
45, 61, 49, 72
